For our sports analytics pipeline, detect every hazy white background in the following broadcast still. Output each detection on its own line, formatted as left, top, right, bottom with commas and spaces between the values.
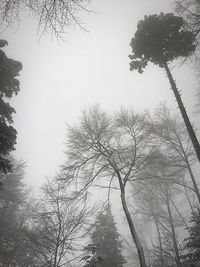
2, 0, 198, 189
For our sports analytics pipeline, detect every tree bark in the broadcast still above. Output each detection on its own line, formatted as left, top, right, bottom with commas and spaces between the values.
163, 61, 200, 163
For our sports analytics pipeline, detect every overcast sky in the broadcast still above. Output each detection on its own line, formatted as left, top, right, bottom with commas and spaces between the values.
2, 0, 199, 188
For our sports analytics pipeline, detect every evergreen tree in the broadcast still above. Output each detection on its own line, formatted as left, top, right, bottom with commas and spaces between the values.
0, 40, 22, 173
0, 159, 32, 266
183, 207, 200, 266
82, 205, 125, 267
129, 13, 200, 163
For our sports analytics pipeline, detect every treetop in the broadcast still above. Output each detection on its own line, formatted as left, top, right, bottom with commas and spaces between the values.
129, 12, 196, 73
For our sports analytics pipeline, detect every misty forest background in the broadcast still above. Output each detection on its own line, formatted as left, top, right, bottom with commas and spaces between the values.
1, 0, 200, 266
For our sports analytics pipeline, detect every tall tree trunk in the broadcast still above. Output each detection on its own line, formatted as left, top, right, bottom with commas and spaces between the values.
182, 177, 194, 213
163, 61, 200, 162
120, 190, 147, 267
174, 132, 200, 203
183, 150, 200, 204
154, 216, 165, 267
114, 168, 147, 267
166, 194, 182, 267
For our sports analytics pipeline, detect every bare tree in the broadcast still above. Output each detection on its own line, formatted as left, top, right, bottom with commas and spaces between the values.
175, 0, 200, 38
62, 106, 159, 267
0, 0, 91, 37
131, 165, 187, 267
27, 176, 93, 267
127, 112, 198, 267
158, 179, 183, 267
131, 184, 167, 267
147, 105, 200, 204
174, 0, 200, 108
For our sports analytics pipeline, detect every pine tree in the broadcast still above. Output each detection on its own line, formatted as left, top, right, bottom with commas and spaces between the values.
129, 13, 200, 163
183, 207, 200, 266
82, 205, 125, 267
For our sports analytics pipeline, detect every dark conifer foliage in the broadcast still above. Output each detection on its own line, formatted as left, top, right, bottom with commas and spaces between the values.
0, 40, 22, 173
183, 207, 200, 266
129, 13, 196, 73
129, 12, 200, 163
82, 205, 125, 267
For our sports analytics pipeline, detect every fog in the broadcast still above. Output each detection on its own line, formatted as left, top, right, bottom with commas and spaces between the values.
1, 0, 200, 266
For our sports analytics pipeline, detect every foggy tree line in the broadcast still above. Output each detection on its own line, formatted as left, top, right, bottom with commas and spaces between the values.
1, 0, 200, 266
61, 104, 200, 267
0, 158, 97, 266
1, 103, 200, 266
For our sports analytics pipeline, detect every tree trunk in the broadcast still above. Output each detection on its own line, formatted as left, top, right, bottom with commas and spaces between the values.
163, 61, 200, 163
120, 191, 147, 267
166, 194, 182, 267
184, 151, 200, 204
111, 163, 147, 267
175, 133, 200, 204
183, 177, 194, 212
154, 216, 165, 267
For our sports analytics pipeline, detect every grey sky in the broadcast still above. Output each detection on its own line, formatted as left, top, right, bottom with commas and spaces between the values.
2, 0, 199, 188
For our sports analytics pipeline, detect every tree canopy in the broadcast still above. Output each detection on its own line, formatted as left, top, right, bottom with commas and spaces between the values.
129, 13, 196, 73
129, 12, 200, 164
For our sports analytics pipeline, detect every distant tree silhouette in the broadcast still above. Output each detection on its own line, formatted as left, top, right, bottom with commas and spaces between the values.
0, 160, 32, 266
0, 40, 22, 173
183, 207, 200, 266
148, 104, 200, 204
129, 13, 200, 162
27, 177, 93, 267
82, 205, 125, 267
